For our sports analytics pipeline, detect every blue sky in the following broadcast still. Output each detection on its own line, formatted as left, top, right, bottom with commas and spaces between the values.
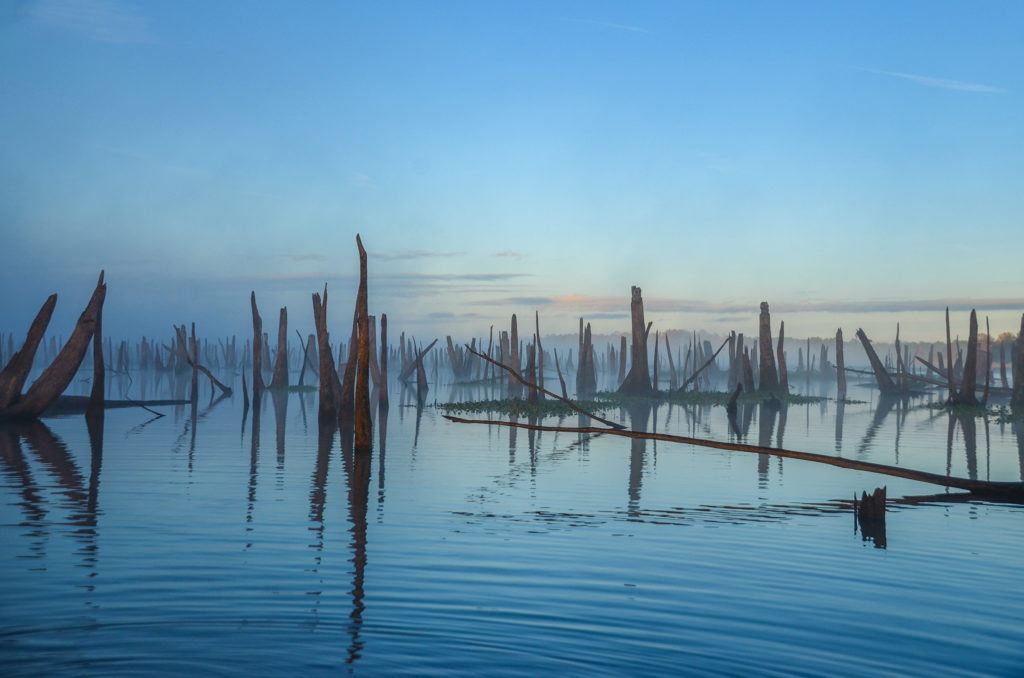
1, 0, 1022, 346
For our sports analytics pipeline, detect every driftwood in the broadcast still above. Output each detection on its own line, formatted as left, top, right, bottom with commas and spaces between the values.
442, 416, 1024, 499
398, 339, 437, 382
174, 325, 232, 397
675, 336, 730, 394
465, 344, 625, 430
855, 328, 901, 394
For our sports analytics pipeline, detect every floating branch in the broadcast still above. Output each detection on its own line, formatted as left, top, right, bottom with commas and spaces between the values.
674, 336, 729, 394
398, 339, 437, 382
442, 416, 1024, 499
174, 325, 232, 397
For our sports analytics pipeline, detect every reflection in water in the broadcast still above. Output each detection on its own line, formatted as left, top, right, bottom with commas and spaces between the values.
307, 421, 334, 626
245, 391, 262, 548
857, 394, 898, 457
0, 418, 103, 577
271, 389, 288, 475
835, 399, 845, 454
1017, 421, 1024, 482
945, 413, 979, 481
341, 428, 371, 665
626, 401, 651, 519
757, 402, 778, 487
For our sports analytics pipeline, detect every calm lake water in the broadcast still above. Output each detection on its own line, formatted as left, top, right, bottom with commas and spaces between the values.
2, 368, 1023, 676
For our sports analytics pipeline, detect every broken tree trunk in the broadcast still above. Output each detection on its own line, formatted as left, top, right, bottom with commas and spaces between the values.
1013, 314, 1024, 409
618, 336, 627, 385
269, 307, 288, 390
338, 305, 358, 425
2, 275, 107, 418
836, 328, 847, 396
553, 347, 569, 400
776, 320, 788, 394
379, 313, 389, 412
535, 311, 545, 398
398, 339, 437, 382
855, 328, 900, 395
945, 307, 956, 402
86, 272, 106, 421
758, 302, 780, 393
675, 336, 730, 394
250, 292, 265, 399
353, 234, 373, 450
312, 286, 341, 422
652, 331, 660, 392
953, 309, 979, 406
618, 286, 653, 396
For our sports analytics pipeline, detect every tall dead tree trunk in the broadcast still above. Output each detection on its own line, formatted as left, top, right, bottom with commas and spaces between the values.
0, 295, 57, 409
269, 307, 288, 390
618, 335, 627, 385
776, 320, 788, 394
312, 286, 341, 423
1012, 313, 1024, 409
652, 331, 660, 392
379, 313, 389, 412
855, 328, 900, 395
339, 306, 358, 425
945, 307, 956, 402
250, 292, 265, 399
836, 328, 847, 396
618, 286, 653, 396
353, 235, 373, 450
86, 271, 105, 421
758, 302, 780, 393
535, 311, 545, 399
509, 314, 520, 396
2, 275, 106, 418
953, 309, 979, 406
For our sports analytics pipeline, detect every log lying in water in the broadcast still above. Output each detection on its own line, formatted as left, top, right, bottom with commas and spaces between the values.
442, 416, 1024, 500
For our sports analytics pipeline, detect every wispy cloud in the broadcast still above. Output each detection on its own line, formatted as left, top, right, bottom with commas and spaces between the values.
349, 171, 375, 188
395, 272, 531, 282
29, 0, 153, 43
859, 68, 1006, 94
372, 250, 464, 261
487, 293, 1024, 316
491, 250, 525, 259
288, 253, 327, 263
558, 17, 649, 34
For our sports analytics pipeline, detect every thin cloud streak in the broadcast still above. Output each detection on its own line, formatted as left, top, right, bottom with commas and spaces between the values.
485, 294, 1024, 316
558, 17, 649, 33
371, 250, 464, 261
30, 0, 154, 43
859, 67, 1006, 93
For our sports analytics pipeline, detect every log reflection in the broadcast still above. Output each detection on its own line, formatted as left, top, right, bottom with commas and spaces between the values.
341, 427, 371, 665
627, 401, 651, 518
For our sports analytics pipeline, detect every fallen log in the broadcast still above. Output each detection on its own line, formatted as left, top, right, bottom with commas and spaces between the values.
43, 396, 189, 416
442, 415, 1024, 499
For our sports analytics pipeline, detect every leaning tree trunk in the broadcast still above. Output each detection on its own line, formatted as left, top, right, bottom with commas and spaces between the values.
86, 271, 106, 421
0, 295, 58, 410
758, 302, 780, 393
312, 285, 341, 423
855, 328, 899, 395
618, 286, 653, 396
379, 313, 389, 412
2, 274, 106, 418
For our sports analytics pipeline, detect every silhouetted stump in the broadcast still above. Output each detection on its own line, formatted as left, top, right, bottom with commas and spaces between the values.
758, 302, 780, 393
618, 286, 653, 397
855, 486, 887, 548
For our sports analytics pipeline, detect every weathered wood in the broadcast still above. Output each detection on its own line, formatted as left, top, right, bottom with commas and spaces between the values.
855, 328, 900, 395
618, 336, 627, 385
442, 416, 1024, 499
312, 286, 341, 422
982, 316, 991, 406
398, 338, 436, 382
1013, 314, 1024, 408
354, 234, 373, 450
836, 328, 846, 395
250, 292, 265, 398
953, 309, 979, 406
758, 302, 780, 393
777, 320, 788, 394
466, 344, 625, 430
86, 272, 105, 421
5, 277, 106, 418
618, 286, 653, 396
534, 311, 545, 398
652, 331, 660, 392
675, 336, 730, 394
379, 313, 389, 412
553, 347, 569, 400
269, 307, 288, 390
664, 333, 678, 391
945, 307, 956, 401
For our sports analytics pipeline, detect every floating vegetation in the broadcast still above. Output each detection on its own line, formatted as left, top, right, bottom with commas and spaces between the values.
924, 401, 1024, 423
437, 397, 615, 419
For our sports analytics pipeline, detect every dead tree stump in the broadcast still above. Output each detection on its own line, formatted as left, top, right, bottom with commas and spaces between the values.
618, 286, 653, 397
758, 302, 780, 393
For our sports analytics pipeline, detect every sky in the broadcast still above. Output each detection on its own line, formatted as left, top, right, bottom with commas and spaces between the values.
1, 0, 1022, 348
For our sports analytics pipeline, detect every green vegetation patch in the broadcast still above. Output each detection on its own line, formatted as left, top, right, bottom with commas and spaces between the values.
437, 397, 614, 419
